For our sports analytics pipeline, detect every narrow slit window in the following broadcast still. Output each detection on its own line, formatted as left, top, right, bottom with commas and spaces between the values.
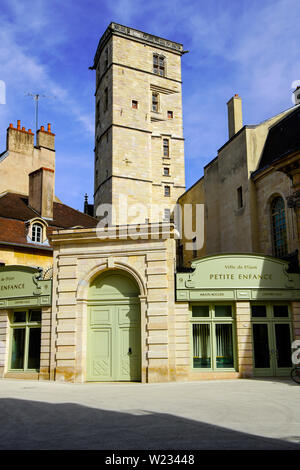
104, 87, 108, 112
163, 139, 169, 157
152, 92, 159, 112
237, 186, 243, 208
164, 186, 170, 197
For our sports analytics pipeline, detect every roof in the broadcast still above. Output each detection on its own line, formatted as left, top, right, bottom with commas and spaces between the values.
0, 192, 98, 250
256, 105, 300, 173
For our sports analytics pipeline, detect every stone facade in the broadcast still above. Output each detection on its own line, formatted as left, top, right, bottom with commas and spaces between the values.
93, 23, 186, 223
50, 224, 178, 383
179, 97, 298, 263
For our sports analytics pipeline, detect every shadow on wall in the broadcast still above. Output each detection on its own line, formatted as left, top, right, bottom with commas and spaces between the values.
0, 398, 299, 450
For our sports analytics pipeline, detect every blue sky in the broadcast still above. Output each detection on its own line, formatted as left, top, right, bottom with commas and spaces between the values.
0, 0, 299, 211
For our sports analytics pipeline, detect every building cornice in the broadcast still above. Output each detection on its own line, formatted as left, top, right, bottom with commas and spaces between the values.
91, 22, 184, 69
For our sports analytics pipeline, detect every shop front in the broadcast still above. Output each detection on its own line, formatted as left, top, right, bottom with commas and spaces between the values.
0, 265, 52, 380
176, 254, 300, 379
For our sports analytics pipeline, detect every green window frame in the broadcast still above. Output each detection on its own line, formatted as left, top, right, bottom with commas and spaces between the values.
190, 304, 237, 372
9, 309, 42, 372
251, 303, 291, 320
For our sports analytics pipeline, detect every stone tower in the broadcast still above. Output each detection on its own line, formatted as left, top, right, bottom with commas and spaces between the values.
91, 23, 186, 224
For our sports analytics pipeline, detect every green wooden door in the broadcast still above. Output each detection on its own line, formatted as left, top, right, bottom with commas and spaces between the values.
87, 302, 141, 381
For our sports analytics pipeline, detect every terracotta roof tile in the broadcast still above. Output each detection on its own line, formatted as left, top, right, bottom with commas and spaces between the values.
0, 192, 98, 249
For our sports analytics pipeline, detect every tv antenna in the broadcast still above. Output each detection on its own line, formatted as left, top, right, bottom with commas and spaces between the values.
25, 93, 56, 133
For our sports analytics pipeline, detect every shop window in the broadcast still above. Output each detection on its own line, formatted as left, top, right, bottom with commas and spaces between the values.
251, 305, 267, 318
191, 304, 235, 371
273, 305, 289, 318
251, 303, 290, 319
271, 196, 288, 257
153, 54, 165, 76
163, 139, 169, 157
32, 223, 43, 243
152, 92, 159, 112
9, 310, 41, 372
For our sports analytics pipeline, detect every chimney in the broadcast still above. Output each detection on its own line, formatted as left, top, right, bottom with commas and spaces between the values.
293, 86, 300, 106
28, 167, 55, 219
36, 123, 55, 151
227, 94, 243, 139
6, 120, 34, 153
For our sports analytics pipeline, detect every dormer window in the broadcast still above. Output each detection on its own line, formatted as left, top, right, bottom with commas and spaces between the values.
26, 218, 48, 245
32, 223, 43, 242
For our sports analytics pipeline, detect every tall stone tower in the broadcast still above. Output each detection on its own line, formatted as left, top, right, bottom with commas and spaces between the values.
91, 23, 186, 224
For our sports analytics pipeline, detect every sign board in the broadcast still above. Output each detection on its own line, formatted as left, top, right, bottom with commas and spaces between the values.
0, 265, 52, 309
176, 254, 300, 302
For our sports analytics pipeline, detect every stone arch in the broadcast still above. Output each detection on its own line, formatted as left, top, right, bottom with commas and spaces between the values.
77, 261, 147, 301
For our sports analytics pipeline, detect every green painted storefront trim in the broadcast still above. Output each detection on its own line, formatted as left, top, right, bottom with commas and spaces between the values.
0, 265, 52, 309
176, 254, 300, 302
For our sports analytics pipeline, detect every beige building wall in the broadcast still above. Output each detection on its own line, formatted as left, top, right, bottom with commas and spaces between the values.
0, 123, 55, 196
50, 225, 181, 383
0, 246, 52, 269
93, 25, 186, 224
178, 99, 298, 266
178, 177, 206, 267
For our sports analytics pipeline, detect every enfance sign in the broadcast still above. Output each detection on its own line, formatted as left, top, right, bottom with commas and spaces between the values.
0, 265, 52, 308
176, 254, 300, 301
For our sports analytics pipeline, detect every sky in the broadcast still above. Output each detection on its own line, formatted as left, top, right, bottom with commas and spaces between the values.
0, 0, 299, 211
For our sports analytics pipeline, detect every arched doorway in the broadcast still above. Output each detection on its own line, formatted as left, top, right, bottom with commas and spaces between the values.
87, 269, 141, 382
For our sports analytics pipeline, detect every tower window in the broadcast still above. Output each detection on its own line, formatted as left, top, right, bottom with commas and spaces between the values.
164, 208, 171, 221
104, 87, 108, 112
164, 186, 171, 197
271, 196, 288, 258
237, 186, 243, 208
104, 48, 108, 69
167, 111, 173, 119
163, 167, 170, 176
163, 139, 169, 157
32, 223, 43, 243
153, 54, 165, 76
96, 100, 100, 123
132, 100, 138, 109
152, 92, 159, 112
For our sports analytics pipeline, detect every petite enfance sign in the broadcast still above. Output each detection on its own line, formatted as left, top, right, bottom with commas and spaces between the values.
176, 255, 300, 301
0, 265, 52, 308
